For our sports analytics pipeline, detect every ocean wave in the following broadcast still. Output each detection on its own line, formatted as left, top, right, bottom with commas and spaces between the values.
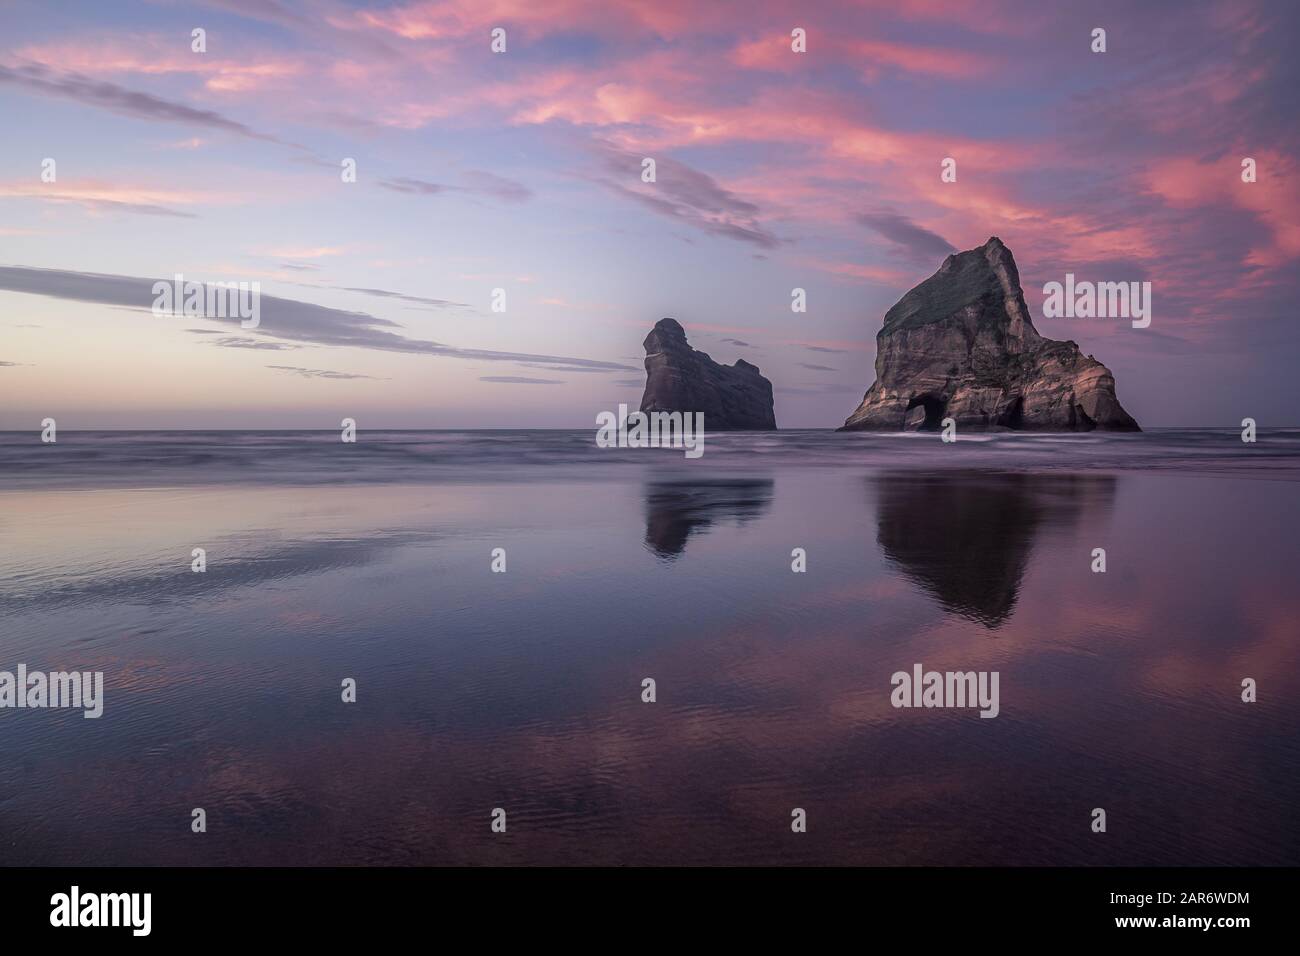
1, 428, 1298, 488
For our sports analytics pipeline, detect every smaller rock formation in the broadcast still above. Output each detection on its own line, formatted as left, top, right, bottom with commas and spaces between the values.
640, 318, 776, 430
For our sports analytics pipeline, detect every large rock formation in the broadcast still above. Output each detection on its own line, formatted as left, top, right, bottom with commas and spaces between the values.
840, 237, 1139, 432
640, 318, 776, 430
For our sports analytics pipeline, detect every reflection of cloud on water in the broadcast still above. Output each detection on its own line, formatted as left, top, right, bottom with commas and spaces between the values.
0, 530, 439, 611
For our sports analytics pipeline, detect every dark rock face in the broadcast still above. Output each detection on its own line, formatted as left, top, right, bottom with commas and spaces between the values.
640, 318, 776, 430
840, 237, 1139, 432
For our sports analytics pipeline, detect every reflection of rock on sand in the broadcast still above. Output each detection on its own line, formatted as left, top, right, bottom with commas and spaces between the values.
873, 470, 1117, 628
643, 478, 774, 558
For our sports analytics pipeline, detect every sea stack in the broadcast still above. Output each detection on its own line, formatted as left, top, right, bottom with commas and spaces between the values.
839, 237, 1139, 432
640, 318, 777, 430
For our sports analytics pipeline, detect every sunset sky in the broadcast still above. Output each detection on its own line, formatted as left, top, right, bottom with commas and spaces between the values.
1, 0, 1297, 428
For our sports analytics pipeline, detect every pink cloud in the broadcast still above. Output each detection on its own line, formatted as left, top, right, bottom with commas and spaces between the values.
1144, 151, 1300, 267
795, 255, 915, 286
4, 0, 1291, 347
14, 37, 305, 93
732, 33, 995, 79
0, 179, 214, 218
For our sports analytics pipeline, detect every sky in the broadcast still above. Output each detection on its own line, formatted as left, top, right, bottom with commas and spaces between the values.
1, 0, 1297, 428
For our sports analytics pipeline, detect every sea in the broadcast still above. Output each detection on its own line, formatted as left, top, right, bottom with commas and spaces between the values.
1, 428, 1297, 865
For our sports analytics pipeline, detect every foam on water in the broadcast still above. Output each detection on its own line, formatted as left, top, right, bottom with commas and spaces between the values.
2, 428, 1298, 488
